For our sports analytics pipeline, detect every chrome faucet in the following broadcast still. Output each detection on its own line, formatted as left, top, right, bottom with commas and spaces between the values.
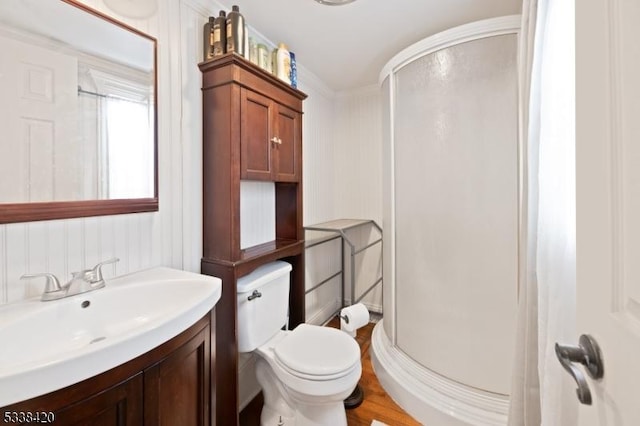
21, 258, 119, 301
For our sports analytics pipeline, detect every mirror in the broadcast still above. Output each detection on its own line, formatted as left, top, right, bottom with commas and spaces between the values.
0, 0, 157, 224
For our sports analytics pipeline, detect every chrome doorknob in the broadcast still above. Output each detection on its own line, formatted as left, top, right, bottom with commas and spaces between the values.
555, 334, 604, 405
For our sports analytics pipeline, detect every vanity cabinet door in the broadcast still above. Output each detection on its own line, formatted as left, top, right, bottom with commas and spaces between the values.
143, 325, 211, 426
54, 373, 143, 426
241, 88, 275, 180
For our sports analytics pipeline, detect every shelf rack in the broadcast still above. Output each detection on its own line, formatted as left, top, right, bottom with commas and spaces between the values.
304, 219, 383, 318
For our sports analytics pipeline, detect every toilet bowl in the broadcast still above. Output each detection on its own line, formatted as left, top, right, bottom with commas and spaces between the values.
237, 261, 362, 426
255, 324, 361, 425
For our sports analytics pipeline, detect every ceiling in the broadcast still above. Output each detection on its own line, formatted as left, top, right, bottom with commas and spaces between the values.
222, 0, 521, 92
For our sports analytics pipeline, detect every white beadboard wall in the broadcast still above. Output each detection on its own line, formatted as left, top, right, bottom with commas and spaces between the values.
0, 0, 384, 321
333, 87, 384, 312
334, 86, 384, 225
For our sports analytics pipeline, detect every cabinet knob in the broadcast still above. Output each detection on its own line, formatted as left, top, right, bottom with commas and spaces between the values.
271, 137, 282, 145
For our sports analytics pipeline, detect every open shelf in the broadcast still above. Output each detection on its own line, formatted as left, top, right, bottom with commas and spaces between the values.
203, 239, 304, 278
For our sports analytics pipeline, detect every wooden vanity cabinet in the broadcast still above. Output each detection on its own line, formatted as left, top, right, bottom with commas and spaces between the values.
199, 53, 306, 426
2, 313, 213, 426
51, 373, 144, 425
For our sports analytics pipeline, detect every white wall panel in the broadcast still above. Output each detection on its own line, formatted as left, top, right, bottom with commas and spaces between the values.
298, 67, 339, 226
179, 0, 207, 273
240, 182, 275, 249
334, 86, 383, 224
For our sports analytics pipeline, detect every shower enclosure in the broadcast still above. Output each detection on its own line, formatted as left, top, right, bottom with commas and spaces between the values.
372, 17, 520, 425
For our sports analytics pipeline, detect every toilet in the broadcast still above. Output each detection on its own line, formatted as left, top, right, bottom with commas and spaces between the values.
237, 261, 362, 426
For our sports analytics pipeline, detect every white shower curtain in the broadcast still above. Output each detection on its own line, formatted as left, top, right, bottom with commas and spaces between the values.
508, 0, 542, 423
509, 0, 576, 424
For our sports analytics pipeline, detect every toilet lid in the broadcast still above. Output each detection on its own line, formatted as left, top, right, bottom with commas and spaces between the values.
274, 324, 360, 377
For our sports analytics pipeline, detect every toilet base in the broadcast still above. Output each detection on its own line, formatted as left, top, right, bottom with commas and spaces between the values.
256, 357, 351, 426
343, 384, 364, 409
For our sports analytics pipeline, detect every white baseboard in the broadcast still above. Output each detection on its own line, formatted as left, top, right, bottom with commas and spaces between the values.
306, 298, 383, 326
306, 298, 341, 326
343, 298, 383, 315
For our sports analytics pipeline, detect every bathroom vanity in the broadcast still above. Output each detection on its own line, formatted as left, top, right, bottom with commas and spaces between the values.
0, 268, 221, 425
2, 314, 212, 425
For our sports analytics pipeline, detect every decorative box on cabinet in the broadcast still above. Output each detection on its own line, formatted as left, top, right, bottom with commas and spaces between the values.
1, 313, 213, 426
199, 52, 307, 426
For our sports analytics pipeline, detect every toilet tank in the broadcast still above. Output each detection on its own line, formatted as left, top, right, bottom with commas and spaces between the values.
237, 261, 292, 352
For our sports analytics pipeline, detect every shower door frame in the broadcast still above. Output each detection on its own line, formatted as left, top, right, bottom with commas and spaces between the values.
376, 15, 523, 425
379, 14, 523, 345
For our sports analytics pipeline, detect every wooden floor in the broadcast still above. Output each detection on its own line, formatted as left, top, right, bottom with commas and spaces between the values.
240, 318, 420, 426
327, 318, 420, 426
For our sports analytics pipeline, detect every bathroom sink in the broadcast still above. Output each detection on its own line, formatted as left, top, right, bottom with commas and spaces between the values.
0, 267, 221, 407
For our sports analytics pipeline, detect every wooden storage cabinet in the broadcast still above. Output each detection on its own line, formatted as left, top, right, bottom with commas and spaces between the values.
54, 374, 143, 426
240, 88, 301, 182
199, 53, 306, 426
143, 325, 210, 426
1, 314, 213, 426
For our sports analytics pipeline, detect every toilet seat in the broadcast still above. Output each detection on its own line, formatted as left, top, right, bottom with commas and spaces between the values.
255, 324, 362, 399
273, 324, 361, 380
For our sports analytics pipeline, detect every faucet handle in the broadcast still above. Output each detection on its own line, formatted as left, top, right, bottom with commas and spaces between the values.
90, 257, 119, 282
20, 273, 62, 294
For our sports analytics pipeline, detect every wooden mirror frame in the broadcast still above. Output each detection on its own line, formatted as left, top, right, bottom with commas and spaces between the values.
0, 0, 158, 224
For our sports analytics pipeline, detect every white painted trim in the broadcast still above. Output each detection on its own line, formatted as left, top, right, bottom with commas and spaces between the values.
379, 15, 521, 85
388, 72, 396, 344
181, 0, 223, 16
335, 83, 379, 99
297, 63, 336, 99
371, 321, 509, 426
342, 299, 382, 315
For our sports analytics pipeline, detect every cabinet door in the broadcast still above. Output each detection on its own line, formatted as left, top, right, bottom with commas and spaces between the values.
144, 326, 210, 426
273, 104, 301, 182
241, 88, 274, 180
54, 373, 143, 426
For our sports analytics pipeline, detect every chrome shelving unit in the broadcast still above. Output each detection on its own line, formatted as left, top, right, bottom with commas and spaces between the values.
304, 219, 383, 316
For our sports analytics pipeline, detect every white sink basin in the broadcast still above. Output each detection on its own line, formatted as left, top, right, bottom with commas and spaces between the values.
0, 267, 221, 407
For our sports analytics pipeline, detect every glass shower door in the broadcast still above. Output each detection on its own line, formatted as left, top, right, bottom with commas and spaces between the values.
393, 34, 519, 395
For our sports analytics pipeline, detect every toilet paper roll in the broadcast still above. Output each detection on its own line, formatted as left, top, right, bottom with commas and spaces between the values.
340, 303, 370, 335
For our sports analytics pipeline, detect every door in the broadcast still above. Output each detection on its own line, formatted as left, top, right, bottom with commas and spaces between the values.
0, 34, 77, 202
144, 326, 210, 426
240, 88, 274, 180
273, 103, 301, 182
55, 373, 143, 425
576, 0, 640, 423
